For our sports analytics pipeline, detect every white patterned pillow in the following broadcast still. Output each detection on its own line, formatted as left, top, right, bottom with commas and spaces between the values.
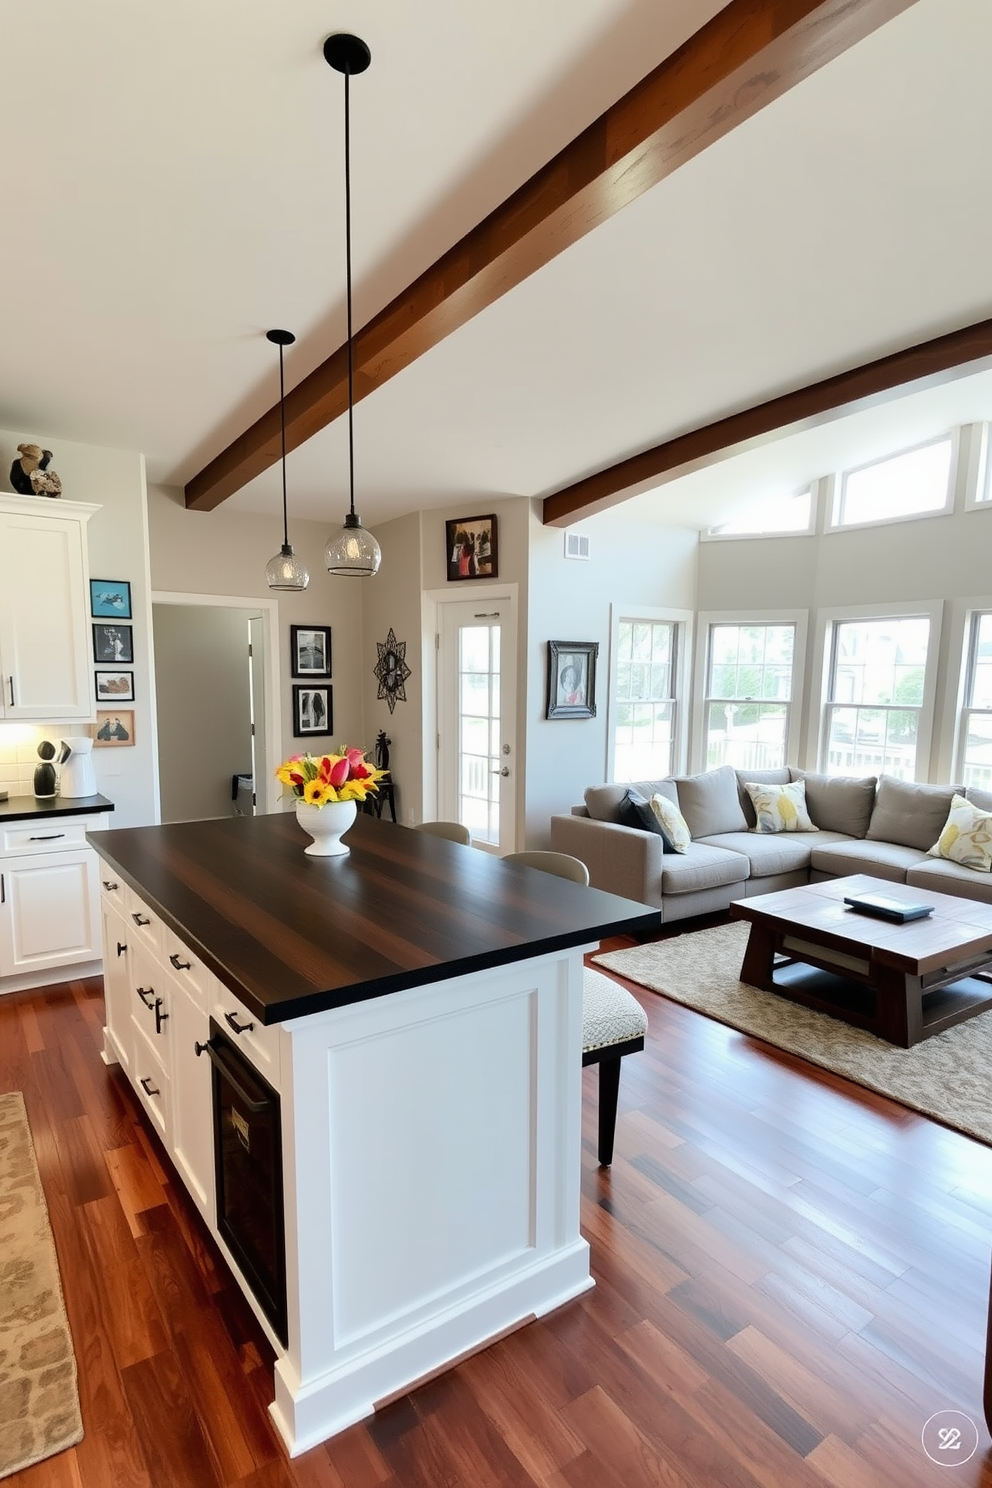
649, 793, 691, 853
743, 779, 818, 834
928, 794, 992, 872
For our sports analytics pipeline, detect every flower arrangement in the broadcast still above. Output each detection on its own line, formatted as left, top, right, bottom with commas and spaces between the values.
276, 747, 385, 806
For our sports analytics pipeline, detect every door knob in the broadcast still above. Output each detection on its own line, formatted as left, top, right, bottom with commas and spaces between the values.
491, 766, 510, 777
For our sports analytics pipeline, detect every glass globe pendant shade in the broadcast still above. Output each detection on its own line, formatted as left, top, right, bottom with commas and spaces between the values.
265, 542, 310, 591
325, 512, 381, 577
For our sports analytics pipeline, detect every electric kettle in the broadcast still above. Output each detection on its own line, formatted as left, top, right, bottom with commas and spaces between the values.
58, 737, 98, 798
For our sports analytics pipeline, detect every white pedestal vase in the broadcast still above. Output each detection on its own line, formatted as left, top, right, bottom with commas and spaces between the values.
295, 799, 358, 857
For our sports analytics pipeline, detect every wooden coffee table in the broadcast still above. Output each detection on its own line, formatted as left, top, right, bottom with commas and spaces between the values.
730, 874, 992, 1047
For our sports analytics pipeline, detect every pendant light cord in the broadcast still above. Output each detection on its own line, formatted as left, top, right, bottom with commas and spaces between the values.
278, 340, 289, 547
344, 63, 357, 521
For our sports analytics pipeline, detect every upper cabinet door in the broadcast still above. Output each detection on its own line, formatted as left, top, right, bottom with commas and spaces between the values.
0, 496, 98, 721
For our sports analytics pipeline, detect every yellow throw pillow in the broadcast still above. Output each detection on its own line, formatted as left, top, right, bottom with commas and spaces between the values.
649, 793, 691, 854
928, 794, 992, 872
743, 780, 818, 834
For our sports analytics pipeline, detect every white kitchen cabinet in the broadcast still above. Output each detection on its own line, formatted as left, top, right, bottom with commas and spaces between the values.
99, 887, 132, 1073
0, 844, 100, 979
0, 494, 99, 721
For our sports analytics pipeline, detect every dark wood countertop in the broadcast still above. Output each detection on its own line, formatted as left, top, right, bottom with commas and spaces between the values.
88, 812, 656, 1024
1, 793, 114, 823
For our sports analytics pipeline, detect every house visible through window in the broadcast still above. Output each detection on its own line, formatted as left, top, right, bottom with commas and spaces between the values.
958, 611, 992, 787
823, 616, 930, 779
834, 437, 953, 528
703, 623, 795, 771
613, 619, 677, 781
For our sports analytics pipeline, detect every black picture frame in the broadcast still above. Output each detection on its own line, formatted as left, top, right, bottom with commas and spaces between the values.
95, 669, 134, 703
90, 578, 132, 619
293, 685, 333, 737
291, 625, 332, 678
546, 640, 598, 719
92, 623, 133, 665
445, 514, 498, 581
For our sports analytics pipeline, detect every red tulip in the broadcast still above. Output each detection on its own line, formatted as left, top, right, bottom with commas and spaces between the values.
329, 756, 349, 788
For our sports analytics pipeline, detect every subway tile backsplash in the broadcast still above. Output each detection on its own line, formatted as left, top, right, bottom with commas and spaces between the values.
0, 725, 62, 798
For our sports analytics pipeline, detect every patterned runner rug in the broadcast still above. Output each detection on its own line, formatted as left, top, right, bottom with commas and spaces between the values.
0, 1091, 83, 1479
593, 920, 992, 1146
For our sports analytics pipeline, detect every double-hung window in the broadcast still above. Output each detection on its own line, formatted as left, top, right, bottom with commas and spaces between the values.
700, 620, 798, 771
822, 615, 932, 779
957, 611, 992, 787
611, 617, 679, 782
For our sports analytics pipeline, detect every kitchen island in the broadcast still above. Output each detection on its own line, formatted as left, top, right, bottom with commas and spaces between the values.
89, 810, 655, 1455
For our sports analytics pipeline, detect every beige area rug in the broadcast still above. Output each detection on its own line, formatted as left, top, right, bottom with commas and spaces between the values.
0, 1091, 82, 1479
593, 921, 992, 1146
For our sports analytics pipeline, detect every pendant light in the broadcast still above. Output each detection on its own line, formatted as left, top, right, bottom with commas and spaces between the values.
323, 33, 381, 578
264, 328, 310, 591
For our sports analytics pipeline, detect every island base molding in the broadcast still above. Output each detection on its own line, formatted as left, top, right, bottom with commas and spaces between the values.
271, 1242, 593, 1456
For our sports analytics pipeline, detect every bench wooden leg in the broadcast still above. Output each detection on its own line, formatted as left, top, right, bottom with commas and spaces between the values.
597, 1056, 622, 1167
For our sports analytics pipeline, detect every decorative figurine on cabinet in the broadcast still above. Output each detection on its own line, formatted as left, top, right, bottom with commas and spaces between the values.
9, 443, 62, 498
33, 740, 58, 799
374, 731, 390, 771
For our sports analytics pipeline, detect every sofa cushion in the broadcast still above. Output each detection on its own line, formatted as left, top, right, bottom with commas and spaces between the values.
673, 765, 748, 839
649, 793, 691, 853
736, 767, 791, 827
586, 778, 677, 824
865, 776, 962, 852
790, 769, 876, 838
697, 831, 820, 877
965, 785, 992, 813
742, 779, 818, 834
928, 793, 992, 872
907, 858, 992, 905
809, 837, 927, 883
659, 841, 750, 896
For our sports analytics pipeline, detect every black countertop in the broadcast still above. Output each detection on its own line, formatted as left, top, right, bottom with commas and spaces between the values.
1, 793, 114, 823
88, 811, 656, 1024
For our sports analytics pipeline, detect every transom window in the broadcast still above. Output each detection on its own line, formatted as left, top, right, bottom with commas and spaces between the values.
703, 623, 795, 771
823, 616, 930, 778
613, 620, 677, 781
958, 611, 992, 788
707, 488, 812, 538
834, 437, 953, 528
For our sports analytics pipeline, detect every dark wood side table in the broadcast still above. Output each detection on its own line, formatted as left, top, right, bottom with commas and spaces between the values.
361, 771, 396, 822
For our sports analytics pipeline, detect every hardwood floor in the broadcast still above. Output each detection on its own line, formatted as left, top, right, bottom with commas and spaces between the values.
4, 946, 992, 1487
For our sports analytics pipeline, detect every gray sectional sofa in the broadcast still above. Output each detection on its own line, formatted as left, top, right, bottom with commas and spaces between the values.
549, 765, 992, 923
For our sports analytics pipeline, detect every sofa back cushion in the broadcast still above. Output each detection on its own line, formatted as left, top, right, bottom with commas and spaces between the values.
966, 785, 992, 814
585, 778, 678, 824
790, 769, 876, 838
866, 776, 962, 851
673, 765, 747, 839
735, 767, 791, 827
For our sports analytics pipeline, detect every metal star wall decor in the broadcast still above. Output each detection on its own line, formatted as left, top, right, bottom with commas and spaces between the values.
374, 627, 412, 714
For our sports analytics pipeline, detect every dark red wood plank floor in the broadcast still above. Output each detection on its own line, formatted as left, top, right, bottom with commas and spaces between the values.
3, 937, 992, 1487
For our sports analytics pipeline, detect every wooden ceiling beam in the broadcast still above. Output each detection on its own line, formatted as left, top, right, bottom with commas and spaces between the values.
185, 0, 920, 511
541, 318, 992, 526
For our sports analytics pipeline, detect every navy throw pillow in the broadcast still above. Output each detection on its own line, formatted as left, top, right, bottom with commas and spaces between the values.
620, 789, 678, 852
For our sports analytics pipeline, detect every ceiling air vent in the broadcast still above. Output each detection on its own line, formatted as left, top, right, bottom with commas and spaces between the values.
564, 532, 590, 560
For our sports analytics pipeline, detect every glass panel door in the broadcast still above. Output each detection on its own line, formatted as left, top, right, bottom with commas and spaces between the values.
438, 598, 516, 852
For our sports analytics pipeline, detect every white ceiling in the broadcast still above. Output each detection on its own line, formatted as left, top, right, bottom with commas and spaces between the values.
3, 0, 992, 534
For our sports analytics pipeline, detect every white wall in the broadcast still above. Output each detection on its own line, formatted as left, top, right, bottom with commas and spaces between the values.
153, 603, 255, 822
0, 428, 157, 827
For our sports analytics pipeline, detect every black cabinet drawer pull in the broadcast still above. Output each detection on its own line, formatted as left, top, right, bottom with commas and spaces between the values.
116, 941, 127, 957
139, 1076, 160, 1098
131, 912, 151, 926
29, 832, 65, 842
169, 952, 191, 972
154, 998, 169, 1035
224, 1010, 255, 1035
103, 879, 118, 891
136, 986, 155, 1008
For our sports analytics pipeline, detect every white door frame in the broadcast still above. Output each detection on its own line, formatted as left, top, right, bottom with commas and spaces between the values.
151, 591, 283, 815
423, 585, 520, 852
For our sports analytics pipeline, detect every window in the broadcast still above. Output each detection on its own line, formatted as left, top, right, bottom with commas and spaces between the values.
706, 488, 812, 538
834, 437, 953, 529
612, 619, 678, 781
702, 622, 796, 770
958, 612, 992, 787
823, 616, 930, 779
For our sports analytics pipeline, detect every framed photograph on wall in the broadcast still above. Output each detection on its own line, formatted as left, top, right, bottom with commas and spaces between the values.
291, 625, 332, 678
95, 669, 134, 702
90, 579, 132, 619
546, 640, 598, 720
293, 685, 333, 737
94, 709, 135, 747
92, 623, 133, 664
445, 514, 498, 581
